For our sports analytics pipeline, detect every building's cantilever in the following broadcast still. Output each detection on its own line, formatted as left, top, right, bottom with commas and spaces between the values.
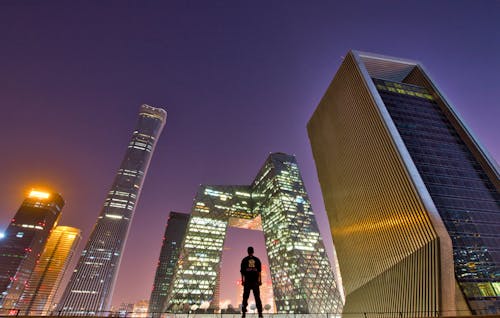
308, 50, 499, 316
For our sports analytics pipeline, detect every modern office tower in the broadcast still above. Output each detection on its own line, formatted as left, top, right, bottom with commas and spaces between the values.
166, 153, 343, 314
0, 190, 64, 312
149, 212, 189, 317
15, 226, 81, 315
58, 105, 167, 315
308, 50, 500, 316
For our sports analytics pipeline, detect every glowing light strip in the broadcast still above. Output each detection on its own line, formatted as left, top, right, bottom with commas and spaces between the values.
29, 190, 50, 199
105, 214, 123, 219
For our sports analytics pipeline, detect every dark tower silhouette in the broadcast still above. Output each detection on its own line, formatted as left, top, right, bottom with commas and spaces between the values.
149, 212, 189, 317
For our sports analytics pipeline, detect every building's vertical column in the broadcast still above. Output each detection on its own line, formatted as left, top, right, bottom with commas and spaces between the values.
167, 216, 228, 312
166, 185, 257, 312
166, 186, 231, 312
253, 153, 343, 314
58, 105, 166, 314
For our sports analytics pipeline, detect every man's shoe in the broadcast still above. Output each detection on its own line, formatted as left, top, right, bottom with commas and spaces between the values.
241, 313, 246, 318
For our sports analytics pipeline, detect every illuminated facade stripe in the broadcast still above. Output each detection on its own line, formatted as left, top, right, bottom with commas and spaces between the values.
166, 153, 343, 314
0, 191, 64, 312
15, 226, 81, 315
57, 105, 166, 314
308, 50, 499, 316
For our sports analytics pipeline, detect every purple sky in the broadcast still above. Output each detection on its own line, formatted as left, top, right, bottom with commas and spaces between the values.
0, 1, 499, 309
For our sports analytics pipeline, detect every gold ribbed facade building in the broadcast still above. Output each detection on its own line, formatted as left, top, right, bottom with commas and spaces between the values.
16, 226, 81, 315
308, 51, 499, 316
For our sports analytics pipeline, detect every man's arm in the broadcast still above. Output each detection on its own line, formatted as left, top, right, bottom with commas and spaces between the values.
240, 258, 245, 284
257, 258, 262, 285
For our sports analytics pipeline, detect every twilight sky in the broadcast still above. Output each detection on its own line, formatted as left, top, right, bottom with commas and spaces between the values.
0, 0, 499, 309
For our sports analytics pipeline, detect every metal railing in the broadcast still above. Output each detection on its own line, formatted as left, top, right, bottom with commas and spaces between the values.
0, 309, 493, 318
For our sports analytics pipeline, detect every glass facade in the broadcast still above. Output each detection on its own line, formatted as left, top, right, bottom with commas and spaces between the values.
166, 153, 342, 314
308, 50, 499, 316
167, 185, 251, 312
149, 212, 189, 317
0, 191, 64, 313
16, 226, 81, 315
374, 78, 500, 314
57, 105, 166, 314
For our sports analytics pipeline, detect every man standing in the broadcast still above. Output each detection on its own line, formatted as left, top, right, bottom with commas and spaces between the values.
240, 246, 263, 318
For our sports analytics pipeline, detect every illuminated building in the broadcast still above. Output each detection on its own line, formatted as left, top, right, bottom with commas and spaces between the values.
132, 300, 149, 318
115, 302, 133, 316
0, 190, 64, 312
149, 212, 189, 317
15, 226, 81, 315
166, 153, 343, 314
308, 50, 500, 316
58, 105, 167, 314
259, 264, 275, 313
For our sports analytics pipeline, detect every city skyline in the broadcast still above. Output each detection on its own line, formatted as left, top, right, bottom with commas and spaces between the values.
0, 1, 499, 309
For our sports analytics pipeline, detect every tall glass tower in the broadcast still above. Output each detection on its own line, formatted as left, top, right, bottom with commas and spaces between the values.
166, 153, 343, 314
16, 226, 81, 315
0, 190, 64, 313
149, 212, 189, 317
58, 105, 166, 314
308, 51, 499, 316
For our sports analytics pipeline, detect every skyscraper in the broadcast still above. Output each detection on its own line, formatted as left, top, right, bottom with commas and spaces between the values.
16, 226, 81, 315
308, 50, 499, 316
0, 190, 64, 312
166, 153, 343, 314
149, 212, 189, 317
58, 105, 166, 314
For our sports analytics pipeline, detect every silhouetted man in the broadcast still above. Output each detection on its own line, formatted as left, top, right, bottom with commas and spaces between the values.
240, 246, 263, 318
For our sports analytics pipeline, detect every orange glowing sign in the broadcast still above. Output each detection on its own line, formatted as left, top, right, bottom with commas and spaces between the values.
28, 190, 50, 200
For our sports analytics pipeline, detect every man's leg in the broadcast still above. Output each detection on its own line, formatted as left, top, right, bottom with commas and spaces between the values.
242, 284, 251, 317
252, 284, 263, 317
